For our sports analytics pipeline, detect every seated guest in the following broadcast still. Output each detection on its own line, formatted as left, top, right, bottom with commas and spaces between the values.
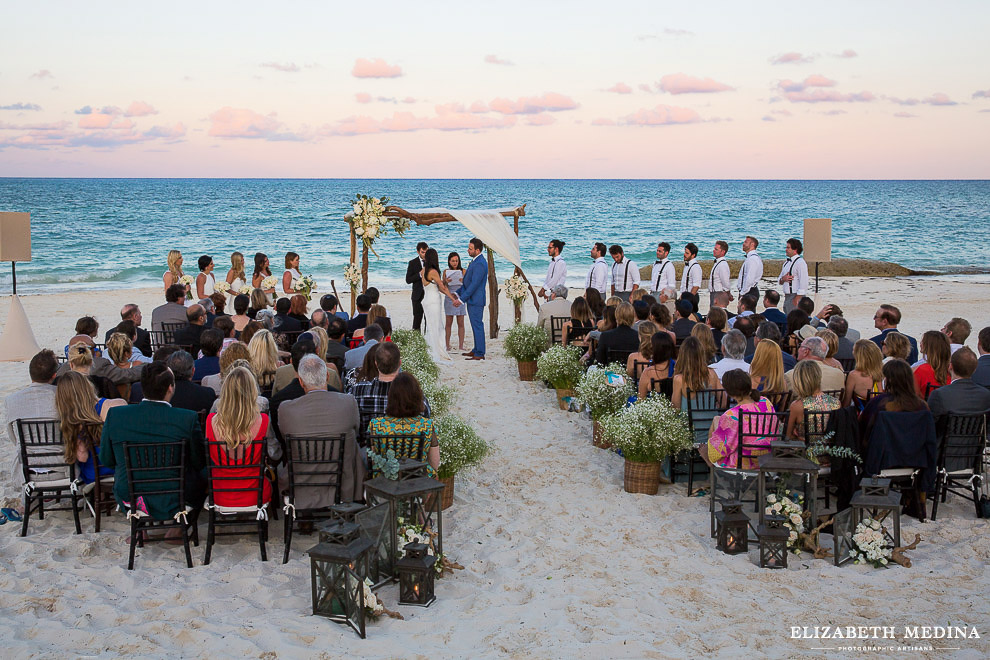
973, 326, 990, 388
325, 318, 348, 370
271, 341, 321, 434
749, 340, 785, 393
212, 316, 237, 350
350, 342, 432, 447
817, 304, 859, 341
626, 321, 658, 379
690, 323, 718, 365
649, 303, 677, 344
255, 309, 275, 331
671, 300, 697, 344
209, 292, 228, 318
828, 315, 855, 361
55, 372, 124, 485
288, 294, 311, 329
670, 337, 720, 411
927, 348, 990, 424
705, 306, 728, 349
882, 331, 911, 364
205, 365, 273, 508
941, 317, 971, 354
74, 316, 101, 349
679, 291, 701, 322
701, 369, 775, 469
747, 321, 796, 370
320, 293, 349, 322
247, 329, 279, 394
860, 359, 929, 443
368, 372, 441, 477
231, 294, 251, 334
273, 297, 303, 332
127, 344, 181, 403
913, 330, 952, 397
107, 332, 144, 370
842, 340, 885, 408
247, 288, 269, 319
151, 284, 188, 332
239, 320, 263, 346
727, 294, 757, 329
277, 355, 365, 504
346, 344, 380, 391
733, 315, 757, 357
344, 323, 383, 372
562, 297, 595, 347
638, 332, 677, 400
346, 294, 372, 333
710, 291, 735, 321
355, 304, 389, 342
783, 309, 810, 357
784, 360, 841, 440
785, 337, 846, 394
99, 361, 207, 520
109, 321, 152, 364
197, 297, 217, 329
815, 329, 845, 371
761, 290, 787, 331
65, 343, 118, 400
366, 286, 380, 305
310, 309, 330, 332
174, 304, 208, 357
6, 349, 59, 448
309, 326, 330, 362
712, 330, 750, 381
585, 287, 605, 322
631, 300, 650, 330
797, 296, 823, 328
105, 304, 152, 357
870, 304, 919, 364
595, 302, 639, 365
203, 342, 250, 394
193, 329, 223, 381
166, 351, 217, 413
273, 336, 341, 395
536, 285, 573, 339
376, 316, 393, 341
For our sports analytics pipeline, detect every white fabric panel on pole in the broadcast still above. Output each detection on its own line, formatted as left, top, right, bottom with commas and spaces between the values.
405, 208, 522, 269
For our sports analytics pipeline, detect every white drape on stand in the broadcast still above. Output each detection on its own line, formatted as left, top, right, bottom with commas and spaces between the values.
405, 208, 522, 269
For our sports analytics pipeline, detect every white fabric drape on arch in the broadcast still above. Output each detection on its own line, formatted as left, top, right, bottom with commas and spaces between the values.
405, 208, 522, 269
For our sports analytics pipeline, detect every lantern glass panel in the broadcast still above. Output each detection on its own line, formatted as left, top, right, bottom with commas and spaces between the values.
310, 554, 366, 638
354, 502, 392, 587
758, 516, 789, 569
832, 508, 854, 566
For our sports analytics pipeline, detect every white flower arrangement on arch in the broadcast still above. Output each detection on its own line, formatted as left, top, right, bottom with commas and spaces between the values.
503, 274, 528, 305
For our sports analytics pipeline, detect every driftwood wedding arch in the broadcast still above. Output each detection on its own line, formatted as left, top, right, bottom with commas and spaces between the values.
345, 204, 540, 339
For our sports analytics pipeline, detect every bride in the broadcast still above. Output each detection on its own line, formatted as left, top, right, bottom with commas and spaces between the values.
421, 248, 461, 363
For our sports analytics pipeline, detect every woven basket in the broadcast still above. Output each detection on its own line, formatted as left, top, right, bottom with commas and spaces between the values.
517, 360, 538, 381
623, 459, 662, 495
555, 388, 576, 410
592, 420, 611, 449
440, 476, 455, 510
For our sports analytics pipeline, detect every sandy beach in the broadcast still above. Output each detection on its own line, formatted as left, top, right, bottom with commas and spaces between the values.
1, 275, 989, 659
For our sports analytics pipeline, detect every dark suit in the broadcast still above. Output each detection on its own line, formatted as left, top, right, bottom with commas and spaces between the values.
406, 256, 425, 331
595, 325, 639, 365
671, 318, 697, 343
346, 313, 368, 334
325, 339, 347, 372
927, 378, 990, 424
151, 302, 188, 332
56, 356, 143, 386
761, 307, 788, 334
972, 354, 990, 389
274, 313, 303, 332
173, 323, 207, 357
99, 400, 206, 520
836, 336, 855, 361
170, 379, 217, 413
105, 326, 152, 358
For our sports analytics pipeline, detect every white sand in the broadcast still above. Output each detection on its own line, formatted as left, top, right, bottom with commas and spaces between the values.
0, 277, 989, 658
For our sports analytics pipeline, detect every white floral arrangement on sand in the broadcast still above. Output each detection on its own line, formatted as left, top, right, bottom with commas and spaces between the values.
362, 578, 386, 617
575, 363, 634, 421
536, 345, 585, 390
178, 274, 194, 287
397, 517, 447, 577
765, 492, 805, 553
214, 281, 231, 294
598, 392, 693, 463
293, 274, 317, 300
239, 285, 253, 295
343, 263, 362, 292
850, 517, 892, 567
504, 274, 528, 305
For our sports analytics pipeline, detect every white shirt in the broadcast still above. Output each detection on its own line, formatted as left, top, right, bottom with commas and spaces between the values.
585, 257, 608, 296
727, 309, 754, 329
610, 258, 639, 293
709, 257, 731, 293
680, 258, 701, 294
737, 250, 763, 294
778, 255, 808, 295
650, 258, 676, 293
712, 357, 751, 380
542, 256, 567, 293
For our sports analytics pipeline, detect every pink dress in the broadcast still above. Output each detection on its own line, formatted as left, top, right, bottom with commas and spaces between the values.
708, 398, 776, 469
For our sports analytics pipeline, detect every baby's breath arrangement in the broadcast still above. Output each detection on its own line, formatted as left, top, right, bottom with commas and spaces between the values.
436, 415, 492, 480
536, 345, 584, 389
504, 323, 550, 363
575, 363, 634, 421
598, 393, 693, 463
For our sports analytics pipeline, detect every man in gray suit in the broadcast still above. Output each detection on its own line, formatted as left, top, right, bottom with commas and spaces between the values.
151, 284, 189, 332
536, 285, 572, 339
55, 336, 143, 386
5, 350, 61, 478
276, 354, 365, 508
972, 327, 990, 389
928, 348, 990, 424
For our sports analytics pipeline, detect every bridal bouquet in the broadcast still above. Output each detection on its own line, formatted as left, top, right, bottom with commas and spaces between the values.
214, 281, 231, 294
766, 492, 805, 553
343, 263, 362, 292
850, 517, 892, 567
293, 274, 317, 300
503, 275, 528, 306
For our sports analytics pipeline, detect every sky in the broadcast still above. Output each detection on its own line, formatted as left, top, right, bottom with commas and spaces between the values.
1, 1, 988, 179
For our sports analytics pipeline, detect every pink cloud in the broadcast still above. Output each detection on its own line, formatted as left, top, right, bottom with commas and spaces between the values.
144, 123, 187, 139
888, 96, 919, 106
484, 54, 513, 66
0, 120, 71, 131
606, 82, 632, 94
783, 89, 874, 103
78, 113, 126, 129
923, 92, 957, 106
837, 49, 858, 58
469, 101, 489, 113
638, 84, 652, 93
125, 101, 158, 117
777, 75, 837, 93
325, 110, 516, 136
894, 112, 917, 118
351, 58, 402, 78
356, 93, 372, 104
208, 107, 304, 140
658, 73, 733, 94
488, 92, 578, 114
620, 104, 702, 126
972, 89, 990, 99
402, 97, 416, 104
260, 62, 300, 73
591, 118, 615, 126
30, 69, 54, 80
525, 114, 556, 126
770, 52, 814, 65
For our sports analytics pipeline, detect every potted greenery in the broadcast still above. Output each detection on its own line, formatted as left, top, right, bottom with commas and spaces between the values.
575, 363, 634, 448
599, 394, 693, 495
504, 323, 550, 381
436, 415, 493, 509
536, 345, 585, 410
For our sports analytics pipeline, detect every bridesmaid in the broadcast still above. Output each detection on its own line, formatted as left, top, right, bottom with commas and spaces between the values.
444, 252, 467, 352
196, 255, 216, 300
282, 251, 301, 296
225, 251, 246, 295
252, 252, 275, 305
163, 249, 185, 292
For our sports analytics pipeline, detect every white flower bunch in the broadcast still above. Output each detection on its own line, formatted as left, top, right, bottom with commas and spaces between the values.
343, 263, 362, 290
598, 392, 694, 463
178, 274, 194, 287
214, 281, 231, 294
362, 578, 385, 617
765, 492, 805, 552
349, 193, 396, 246
575, 363, 634, 421
536, 345, 585, 390
293, 274, 317, 299
396, 517, 445, 576
850, 518, 892, 567
503, 275, 528, 304
239, 285, 253, 295
260, 275, 278, 290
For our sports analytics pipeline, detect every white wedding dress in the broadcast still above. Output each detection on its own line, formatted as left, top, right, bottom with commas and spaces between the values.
422, 282, 452, 363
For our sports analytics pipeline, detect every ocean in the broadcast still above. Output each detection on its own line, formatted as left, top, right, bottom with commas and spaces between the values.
1, 178, 988, 295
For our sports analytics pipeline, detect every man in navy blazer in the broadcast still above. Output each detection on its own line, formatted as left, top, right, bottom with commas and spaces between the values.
459, 237, 488, 360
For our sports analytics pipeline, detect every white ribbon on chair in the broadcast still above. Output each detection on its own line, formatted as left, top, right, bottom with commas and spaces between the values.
22, 481, 36, 496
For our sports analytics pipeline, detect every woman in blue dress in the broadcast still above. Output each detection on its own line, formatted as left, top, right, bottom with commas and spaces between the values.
55, 372, 125, 484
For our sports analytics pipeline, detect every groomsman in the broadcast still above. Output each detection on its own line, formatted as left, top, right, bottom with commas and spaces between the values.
539, 239, 567, 300
650, 242, 677, 301
608, 245, 639, 302
709, 240, 732, 308
680, 243, 702, 307
778, 238, 809, 313
585, 242, 608, 297
736, 235, 763, 299
405, 242, 428, 331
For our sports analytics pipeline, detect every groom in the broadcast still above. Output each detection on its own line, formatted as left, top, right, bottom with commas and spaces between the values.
459, 237, 488, 361
405, 242, 428, 331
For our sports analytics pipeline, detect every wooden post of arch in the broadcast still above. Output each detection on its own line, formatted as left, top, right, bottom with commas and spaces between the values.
348, 226, 357, 317
486, 247, 498, 339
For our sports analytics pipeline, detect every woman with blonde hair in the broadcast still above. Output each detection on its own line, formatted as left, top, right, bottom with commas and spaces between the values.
670, 336, 720, 410
247, 330, 279, 392
205, 366, 272, 507
67, 343, 117, 399
626, 321, 658, 379
354, 304, 388, 341
202, 341, 251, 394
106, 332, 141, 399
629, 288, 647, 304
55, 371, 123, 484
164, 249, 185, 292
690, 323, 718, 365
750, 340, 785, 394
842, 339, 884, 408
309, 325, 330, 361
248, 288, 269, 318
785, 360, 840, 440
913, 330, 952, 397
816, 329, 844, 371
882, 332, 911, 363
225, 251, 246, 294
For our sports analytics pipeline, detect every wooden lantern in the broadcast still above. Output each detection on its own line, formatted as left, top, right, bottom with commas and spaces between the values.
758, 441, 819, 529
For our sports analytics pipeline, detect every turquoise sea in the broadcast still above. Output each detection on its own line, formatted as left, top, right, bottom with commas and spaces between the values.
0, 179, 988, 295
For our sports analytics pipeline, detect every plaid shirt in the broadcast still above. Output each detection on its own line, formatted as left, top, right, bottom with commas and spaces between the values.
348, 377, 431, 446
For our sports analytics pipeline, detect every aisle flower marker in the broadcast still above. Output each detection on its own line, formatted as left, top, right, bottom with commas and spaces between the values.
503, 323, 550, 381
